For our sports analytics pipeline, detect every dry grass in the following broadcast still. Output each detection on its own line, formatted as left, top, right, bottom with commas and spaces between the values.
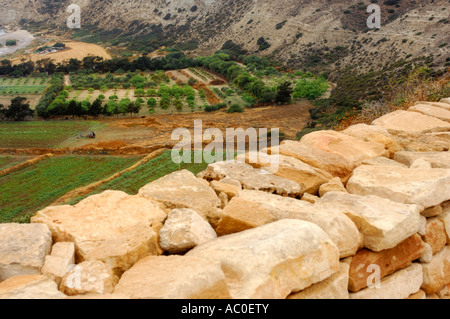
335, 68, 450, 130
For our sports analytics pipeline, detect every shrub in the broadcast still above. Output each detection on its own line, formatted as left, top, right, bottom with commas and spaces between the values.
227, 104, 244, 113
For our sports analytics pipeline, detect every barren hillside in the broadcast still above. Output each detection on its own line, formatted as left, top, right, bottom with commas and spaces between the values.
0, 0, 448, 73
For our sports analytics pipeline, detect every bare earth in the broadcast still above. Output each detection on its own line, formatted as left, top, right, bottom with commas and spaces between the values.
0, 30, 34, 57
11, 41, 112, 64
60, 103, 312, 150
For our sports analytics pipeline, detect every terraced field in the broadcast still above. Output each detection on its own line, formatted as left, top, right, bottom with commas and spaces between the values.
0, 155, 143, 223
0, 120, 103, 148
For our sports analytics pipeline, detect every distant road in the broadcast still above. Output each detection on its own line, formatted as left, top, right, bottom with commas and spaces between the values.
0, 29, 34, 57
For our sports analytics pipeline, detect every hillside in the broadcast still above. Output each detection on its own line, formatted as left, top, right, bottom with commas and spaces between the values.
0, 0, 448, 74
0, 97, 449, 300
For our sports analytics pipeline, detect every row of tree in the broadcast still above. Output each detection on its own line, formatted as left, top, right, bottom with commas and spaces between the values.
0, 52, 199, 77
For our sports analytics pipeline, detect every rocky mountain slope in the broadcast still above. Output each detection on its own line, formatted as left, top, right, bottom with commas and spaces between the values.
1, 97, 450, 299
0, 0, 449, 73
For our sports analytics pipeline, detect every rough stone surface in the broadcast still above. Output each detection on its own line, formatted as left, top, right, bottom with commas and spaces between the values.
138, 170, 221, 225
0, 223, 52, 281
210, 180, 241, 199
114, 255, 231, 299
50, 242, 75, 264
420, 243, 433, 263
159, 208, 217, 254
421, 246, 450, 294
394, 151, 450, 169
0, 275, 65, 299
360, 156, 407, 168
438, 202, 450, 243
394, 132, 450, 152
299, 130, 388, 164
410, 158, 433, 169
318, 177, 347, 197
60, 261, 118, 296
317, 192, 421, 251
421, 101, 450, 111
342, 123, 402, 157
421, 205, 443, 218
372, 110, 450, 135
187, 219, 340, 299
287, 262, 349, 299
347, 165, 450, 209
423, 218, 447, 255
236, 151, 333, 195
197, 161, 302, 197
31, 190, 166, 275
408, 290, 426, 299
270, 140, 356, 182
349, 263, 423, 299
409, 104, 450, 123
348, 234, 425, 292
301, 193, 320, 204
41, 255, 72, 286
217, 190, 362, 258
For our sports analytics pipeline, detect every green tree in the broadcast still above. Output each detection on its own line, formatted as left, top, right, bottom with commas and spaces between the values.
275, 81, 293, 104
89, 98, 103, 118
147, 97, 157, 108
2, 97, 33, 121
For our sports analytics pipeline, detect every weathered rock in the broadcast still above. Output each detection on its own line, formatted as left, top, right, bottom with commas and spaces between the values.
41, 255, 72, 286
359, 156, 407, 168
408, 290, 426, 299
270, 140, 356, 182
217, 190, 362, 257
301, 193, 320, 204
421, 246, 450, 294
318, 177, 347, 197
437, 284, 450, 299
0, 275, 65, 299
300, 130, 388, 163
287, 262, 349, 299
409, 104, 450, 123
31, 190, 166, 275
423, 218, 447, 255
421, 205, 443, 218
410, 158, 433, 169
159, 208, 217, 254
372, 110, 450, 135
418, 215, 427, 236
394, 151, 450, 169
210, 180, 241, 199
440, 98, 450, 105
187, 219, 340, 299
421, 101, 450, 111
348, 234, 425, 292
438, 202, 450, 243
0, 223, 52, 281
197, 161, 302, 197
60, 261, 118, 296
114, 256, 231, 299
394, 132, 450, 152
65, 293, 130, 299
342, 124, 402, 157
50, 242, 75, 264
138, 170, 221, 225
236, 152, 333, 195
349, 263, 423, 299
318, 192, 421, 251
420, 243, 433, 263
346, 165, 450, 209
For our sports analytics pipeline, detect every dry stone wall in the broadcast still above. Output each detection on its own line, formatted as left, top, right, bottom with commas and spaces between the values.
1, 98, 450, 299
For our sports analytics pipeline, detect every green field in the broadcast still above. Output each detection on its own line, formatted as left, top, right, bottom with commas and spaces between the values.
0, 156, 143, 223
0, 76, 50, 96
0, 156, 29, 170
64, 151, 226, 206
0, 120, 103, 148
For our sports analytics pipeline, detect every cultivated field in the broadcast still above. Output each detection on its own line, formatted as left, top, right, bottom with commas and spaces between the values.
0, 75, 51, 109
0, 155, 143, 223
